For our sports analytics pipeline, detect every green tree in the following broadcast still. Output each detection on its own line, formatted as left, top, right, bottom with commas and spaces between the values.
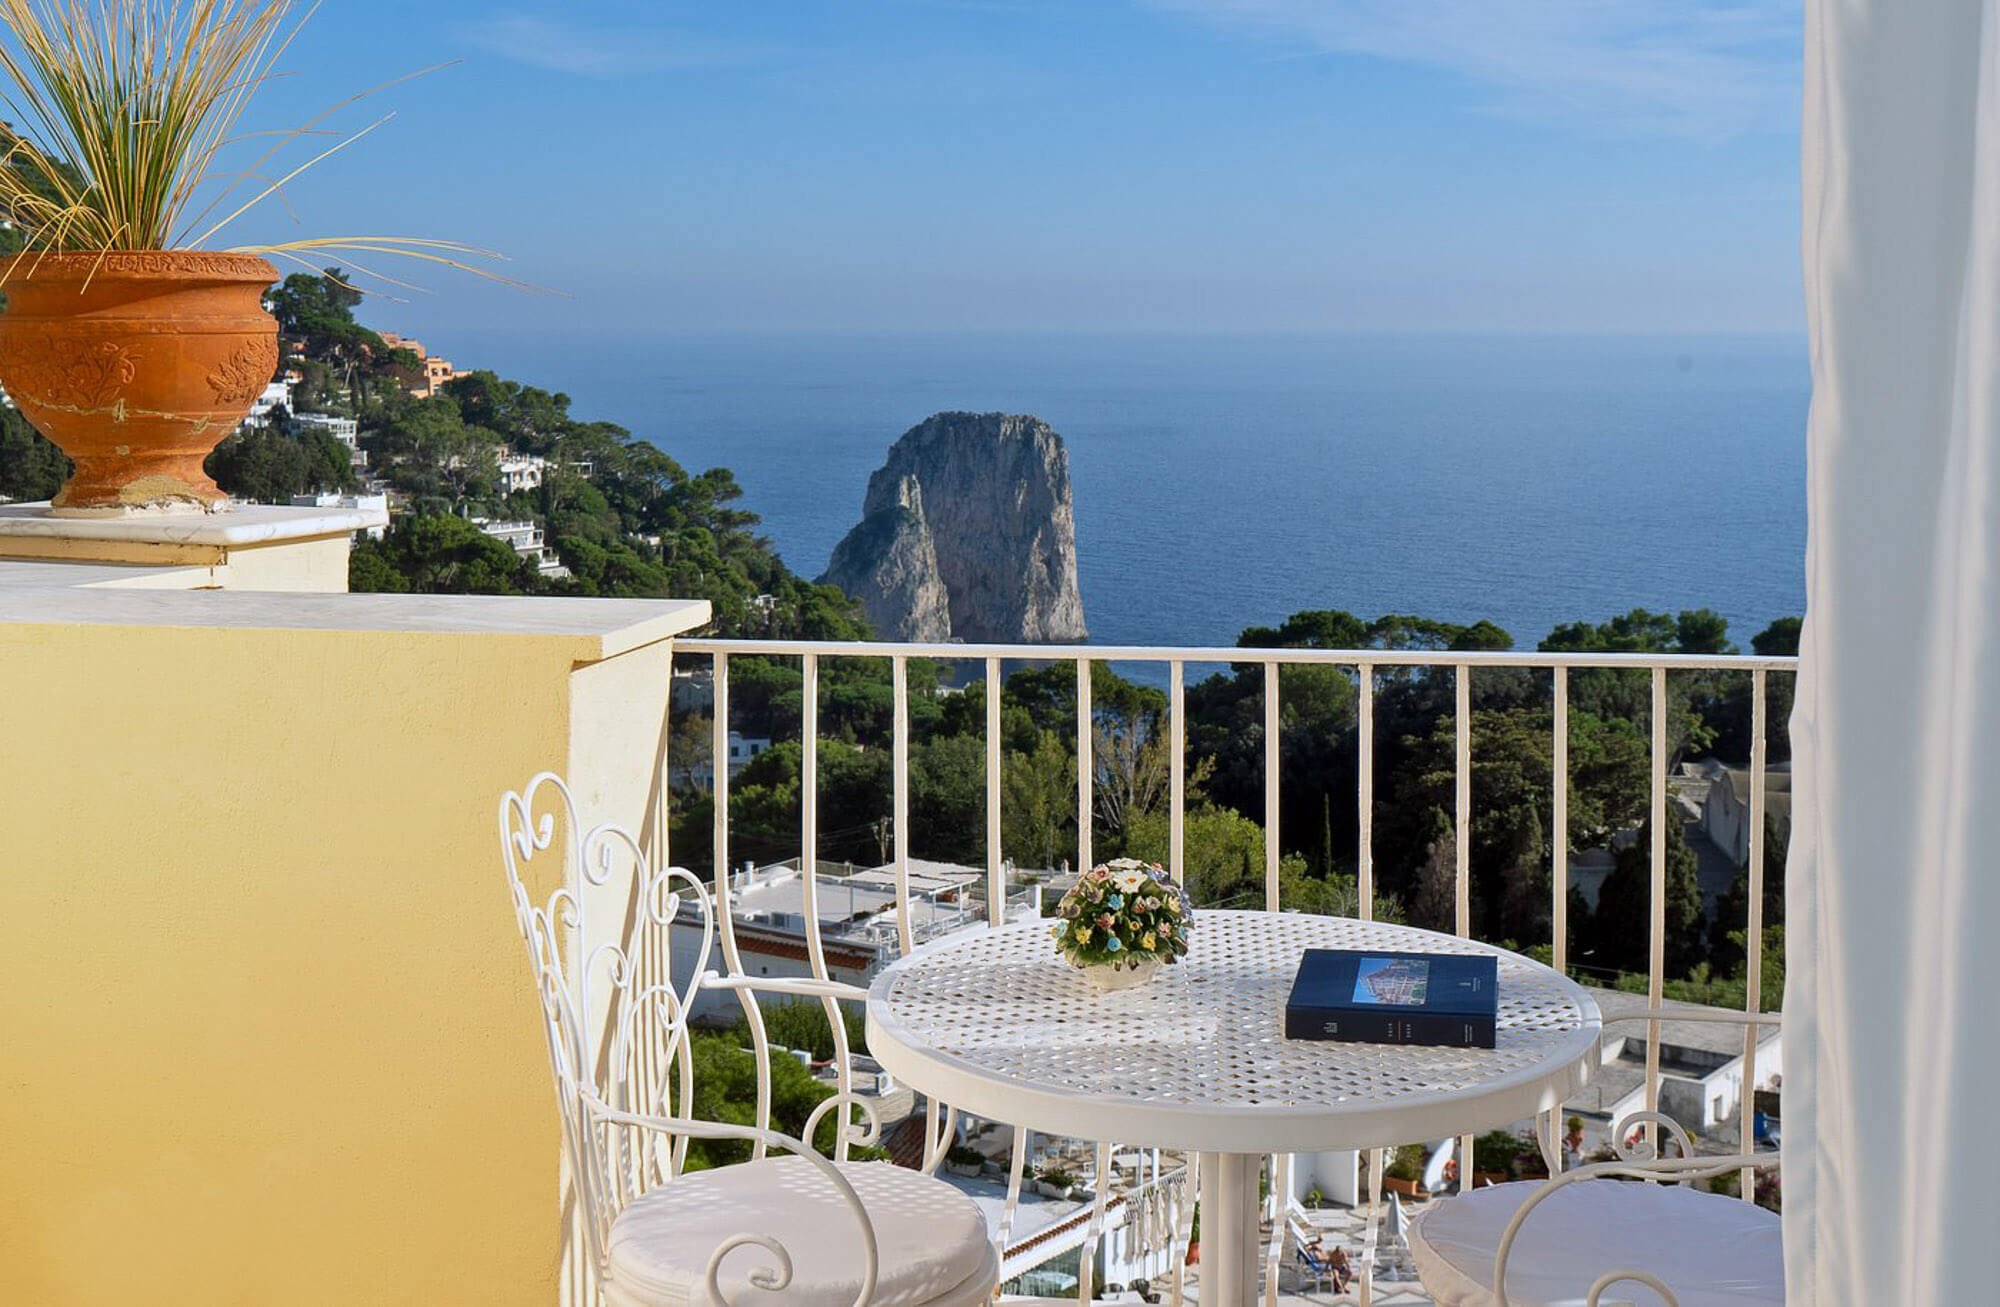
1003, 729, 1076, 871
1584, 817, 1704, 979
205, 417, 357, 503
681, 1029, 846, 1170
1127, 801, 1279, 908
349, 513, 536, 595
909, 734, 987, 865
0, 406, 67, 501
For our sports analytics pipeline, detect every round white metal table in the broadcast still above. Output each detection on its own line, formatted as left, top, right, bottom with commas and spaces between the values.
865, 910, 1601, 1306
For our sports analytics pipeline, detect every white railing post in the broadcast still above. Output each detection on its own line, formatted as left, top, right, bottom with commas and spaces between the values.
986, 657, 1003, 926
1742, 668, 1770, 1194
1264, 662, 1281, 912
1358, 662, 1374, 922
1456, 663, 1473, 1192
1170, 660, 1185, 889
893, 656, 912, 957
1077, 657, 1094, 873
1646, 666, 1668, 1138
1552, 666, 1569, 974
1357, 658, 1381, 1305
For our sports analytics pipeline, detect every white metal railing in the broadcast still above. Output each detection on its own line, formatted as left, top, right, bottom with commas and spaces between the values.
672, 637, 1795, 1304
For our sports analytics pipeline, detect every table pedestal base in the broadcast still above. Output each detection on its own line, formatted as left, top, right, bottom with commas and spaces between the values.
1196, 1151, 1262, 1307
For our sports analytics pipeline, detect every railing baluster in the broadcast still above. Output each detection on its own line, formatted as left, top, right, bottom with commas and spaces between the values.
1359, 660, 1382, 1265
1264, 662, 1281, 912
1553, 666, 1569, 974
711, 654, 773, 1160
1456, 664, 1473, 1191
1646, 666, 1668, 1137
1264, 1152, 1290, 1307
1170, 660, 1185, 888
1170, 1153, 1198, 1306
986, 656, 1003, 926
998, 1123, 1029, 1260
1455, 664, 1472, 937
893, 656, 912, 957
1077, 657, 1094, 874
1742, 668, 1769, 1195
1078, 1141, 1113, 1307
1358, 663, 1374, 921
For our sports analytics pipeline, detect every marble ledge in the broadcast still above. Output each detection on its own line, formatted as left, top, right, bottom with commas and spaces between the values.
0, 575, 713, 663
0, 501, 389, 545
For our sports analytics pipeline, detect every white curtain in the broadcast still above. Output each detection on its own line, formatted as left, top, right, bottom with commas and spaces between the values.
1793, 1, 2000, 1303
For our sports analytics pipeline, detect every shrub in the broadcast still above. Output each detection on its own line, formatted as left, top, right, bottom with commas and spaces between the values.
1474, 1130, 1524, 1177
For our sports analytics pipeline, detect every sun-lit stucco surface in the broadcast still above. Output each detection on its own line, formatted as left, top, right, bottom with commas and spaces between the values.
0, 535, 705, 1307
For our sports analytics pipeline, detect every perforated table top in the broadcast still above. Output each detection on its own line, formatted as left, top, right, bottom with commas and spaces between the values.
865, 910, 1601, 1154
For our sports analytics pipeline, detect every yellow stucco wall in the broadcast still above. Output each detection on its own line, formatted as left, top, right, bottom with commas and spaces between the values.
0, 611, 684, 1305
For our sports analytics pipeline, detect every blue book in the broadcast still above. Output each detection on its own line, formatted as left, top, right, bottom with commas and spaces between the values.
1283, 949, 1498, 1048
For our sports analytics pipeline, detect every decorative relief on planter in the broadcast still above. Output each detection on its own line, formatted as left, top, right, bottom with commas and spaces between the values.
206, 336, 278, 407
0, 337, 138, 411
4, 250, 272, 279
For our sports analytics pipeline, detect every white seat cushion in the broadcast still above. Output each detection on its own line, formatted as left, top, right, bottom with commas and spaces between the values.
606, 1157, 997, 1307
1406, 1179, 1783, 1307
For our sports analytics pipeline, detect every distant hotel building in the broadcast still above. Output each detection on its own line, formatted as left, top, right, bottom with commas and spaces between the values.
473, 518, 570, 580
289, 412, 366, 470
289, 492, 389, 540
498, 453, 547, 495
243, 378, 294, 430
376, 332, 461, 398
681, 730, 773, 791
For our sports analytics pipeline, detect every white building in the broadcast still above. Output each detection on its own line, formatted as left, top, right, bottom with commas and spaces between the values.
290, 412, 365, 470
243, 378, 293, 428
289, 492, 389, 540
1702, 764, 1793, 867
473, 518, 570, 581
498, 454, 547, 495
683, 731, 772, 790
1568, 988, 1784, 1135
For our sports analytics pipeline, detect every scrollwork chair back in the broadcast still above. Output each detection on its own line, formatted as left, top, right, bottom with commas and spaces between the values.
497, 773, 718, 1278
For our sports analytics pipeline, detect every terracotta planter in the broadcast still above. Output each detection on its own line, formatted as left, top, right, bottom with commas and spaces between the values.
0, 251, 280, 515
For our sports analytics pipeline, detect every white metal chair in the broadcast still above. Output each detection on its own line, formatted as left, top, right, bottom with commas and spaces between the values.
1406, 1011, 1783, 1307
499, 773, 999, 1307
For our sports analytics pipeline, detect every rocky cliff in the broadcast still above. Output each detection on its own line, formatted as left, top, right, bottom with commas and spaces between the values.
821, 412, 1086, 642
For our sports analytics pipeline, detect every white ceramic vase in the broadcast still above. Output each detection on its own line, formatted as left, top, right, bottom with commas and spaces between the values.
1085, 958, 1162, 993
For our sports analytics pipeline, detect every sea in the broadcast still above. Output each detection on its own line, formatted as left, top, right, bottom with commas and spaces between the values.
443, 330, 1809, 654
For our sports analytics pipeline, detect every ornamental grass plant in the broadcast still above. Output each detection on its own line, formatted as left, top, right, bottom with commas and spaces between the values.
0, 0, 508, 281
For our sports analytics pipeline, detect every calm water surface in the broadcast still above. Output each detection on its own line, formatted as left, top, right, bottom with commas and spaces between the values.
443, 330, 1808, 651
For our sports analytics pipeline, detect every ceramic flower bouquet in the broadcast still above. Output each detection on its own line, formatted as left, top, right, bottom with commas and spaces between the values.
1053, 858, 1192, 992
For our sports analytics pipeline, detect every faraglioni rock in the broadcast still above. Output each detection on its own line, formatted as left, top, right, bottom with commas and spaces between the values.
821, 412, 1087, 642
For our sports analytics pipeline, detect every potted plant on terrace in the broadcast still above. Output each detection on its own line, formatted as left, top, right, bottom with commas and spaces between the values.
0, 0, 505, 515
1034, 1164, 1076, 1200
943, 1144, 985, 1177
1381, 1143, 1426, 1198
1052, 857, 1192, 993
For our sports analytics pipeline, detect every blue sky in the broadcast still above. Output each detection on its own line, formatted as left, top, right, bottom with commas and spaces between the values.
224, 1, 1805, 336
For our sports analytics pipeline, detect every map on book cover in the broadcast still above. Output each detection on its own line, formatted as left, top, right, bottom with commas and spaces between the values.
1351, 956, 1430, 1006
